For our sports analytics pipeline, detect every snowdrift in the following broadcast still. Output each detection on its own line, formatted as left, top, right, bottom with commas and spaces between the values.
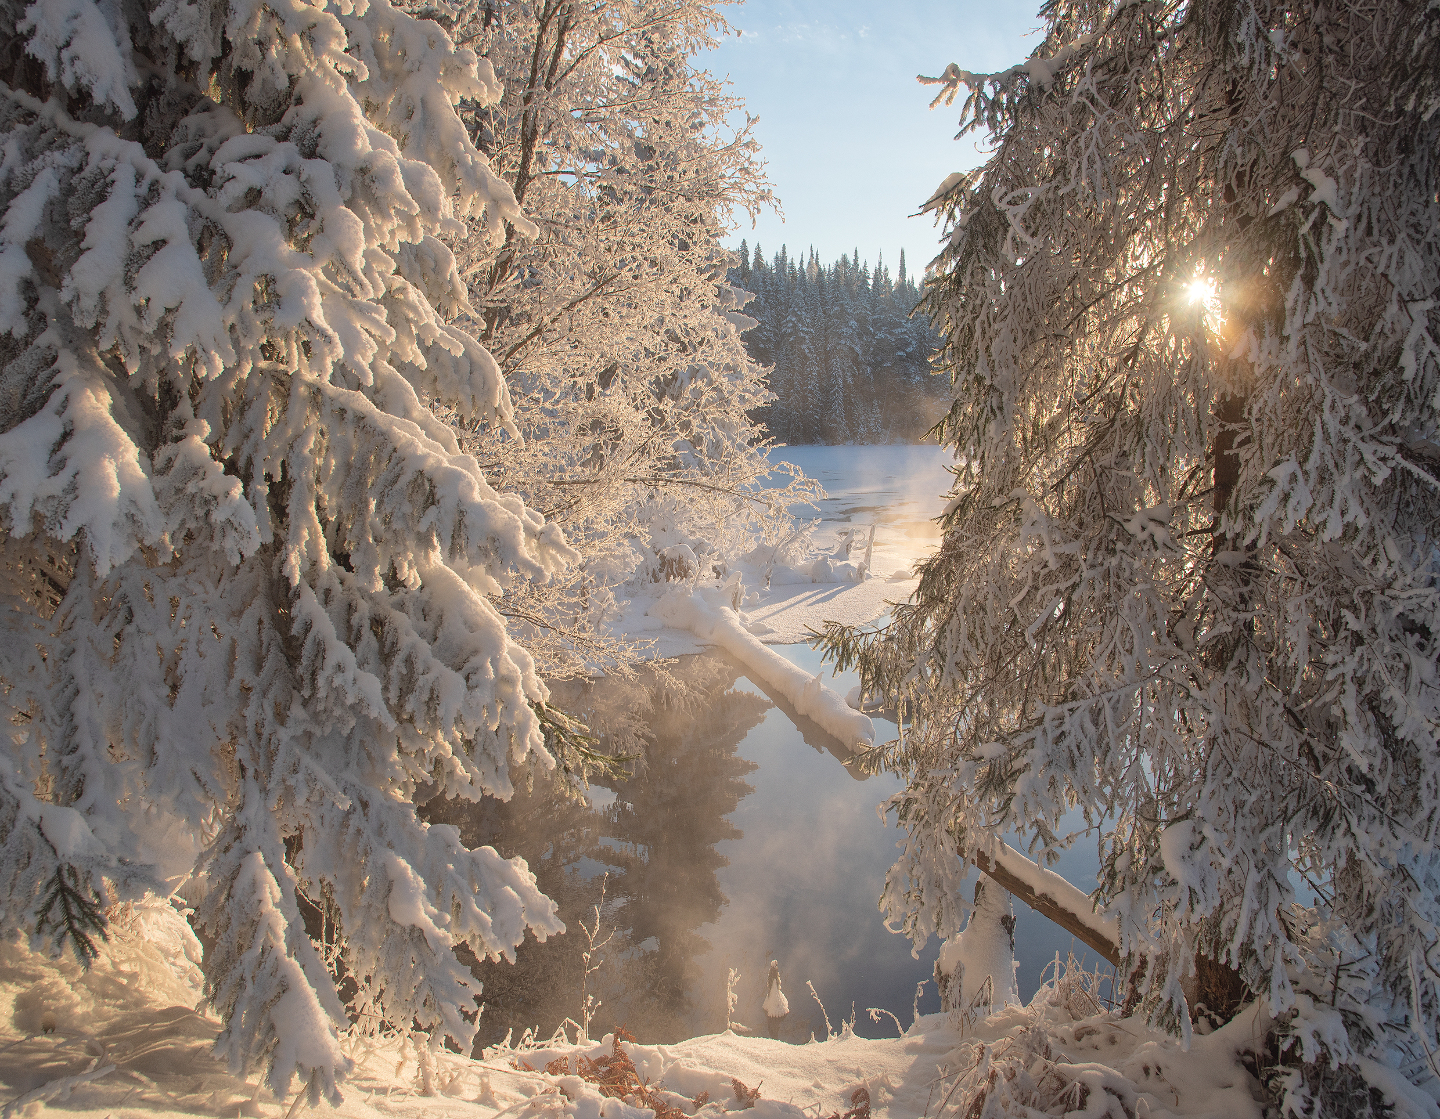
0, 899, 1313, 1119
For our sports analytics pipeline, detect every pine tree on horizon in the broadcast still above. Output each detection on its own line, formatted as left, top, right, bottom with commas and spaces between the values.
728, 244, 944, 444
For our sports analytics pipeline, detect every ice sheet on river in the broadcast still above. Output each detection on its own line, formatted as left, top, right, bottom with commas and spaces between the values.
612, 444, 952, 656
735, 573, 913, 645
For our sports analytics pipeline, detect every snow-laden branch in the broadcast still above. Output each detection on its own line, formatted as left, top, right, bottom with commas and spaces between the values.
917, 31, 1099, 106
851, 0, 1440, 1102
0, 0, 579, 1097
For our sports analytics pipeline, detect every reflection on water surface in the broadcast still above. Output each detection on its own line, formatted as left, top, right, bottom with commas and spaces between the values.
426, 657, 764, 1047
428, 648, 952, 1048
429, 445, 1112, 1049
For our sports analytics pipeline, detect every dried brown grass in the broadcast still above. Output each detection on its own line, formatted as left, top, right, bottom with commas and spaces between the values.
515, 1029, 722, 1119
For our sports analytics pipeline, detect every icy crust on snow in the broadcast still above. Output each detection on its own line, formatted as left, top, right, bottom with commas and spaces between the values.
0, 906, 1292, 1119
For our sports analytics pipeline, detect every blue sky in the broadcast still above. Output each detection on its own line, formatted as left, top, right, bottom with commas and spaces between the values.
700, 1, 1041, 276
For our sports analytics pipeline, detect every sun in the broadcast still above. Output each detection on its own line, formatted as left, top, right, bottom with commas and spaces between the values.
1186, 277, 1218, 305
1181, 274, 1223, 330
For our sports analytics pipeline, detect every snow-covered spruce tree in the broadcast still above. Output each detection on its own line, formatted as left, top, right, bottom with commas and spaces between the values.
822, 0, 1440, 1107
732, 244, 944, 445
442, 0, 810, 675
0, 0, 580, 1100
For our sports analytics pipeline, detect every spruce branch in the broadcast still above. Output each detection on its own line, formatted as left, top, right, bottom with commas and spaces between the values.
33, 865, 109, 968
529, 700, 637, 795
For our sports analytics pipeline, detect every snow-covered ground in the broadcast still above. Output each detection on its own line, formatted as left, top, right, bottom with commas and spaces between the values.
0, 445, 1297, 1119
0, 902, 1279, 1119
612, 445, 952, 657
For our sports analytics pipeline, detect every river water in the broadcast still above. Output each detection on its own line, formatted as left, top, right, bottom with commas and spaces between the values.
431, 446, 1112, 1051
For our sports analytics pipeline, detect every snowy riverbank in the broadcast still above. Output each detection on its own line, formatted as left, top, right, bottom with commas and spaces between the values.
0, 901, 1285, 1119
597, 445, 947, 753
609, 444, 952, 658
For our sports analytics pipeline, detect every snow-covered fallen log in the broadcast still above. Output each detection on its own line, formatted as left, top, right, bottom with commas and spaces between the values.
653, 588, 875, 751
974, 841, 1121, 966
652, 589, 1115, 961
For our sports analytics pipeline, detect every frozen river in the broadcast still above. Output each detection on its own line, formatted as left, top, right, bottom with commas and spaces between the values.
769, 444, 953, 579
433, 445, 1111, 1050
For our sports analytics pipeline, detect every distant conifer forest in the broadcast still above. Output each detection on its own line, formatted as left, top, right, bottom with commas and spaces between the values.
731, 243, 950, 444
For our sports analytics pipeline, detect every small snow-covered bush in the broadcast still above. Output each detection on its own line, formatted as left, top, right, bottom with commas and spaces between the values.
929, 960, 1272, 1119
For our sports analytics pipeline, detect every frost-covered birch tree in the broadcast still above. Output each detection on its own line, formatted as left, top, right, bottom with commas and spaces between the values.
823, 0, 1440, 1109
442, 0, 810, 675
0, 0, 580, 1099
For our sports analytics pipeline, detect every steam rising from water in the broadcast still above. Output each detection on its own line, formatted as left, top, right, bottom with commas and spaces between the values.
767, 444, 952, 580
434, 445, 1113, 1049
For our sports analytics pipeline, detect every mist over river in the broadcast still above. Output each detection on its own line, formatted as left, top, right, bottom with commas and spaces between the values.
430, 447, 1113, 1050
